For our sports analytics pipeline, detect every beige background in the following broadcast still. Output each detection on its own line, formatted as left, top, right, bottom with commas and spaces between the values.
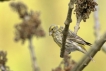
0, 0, 106, 71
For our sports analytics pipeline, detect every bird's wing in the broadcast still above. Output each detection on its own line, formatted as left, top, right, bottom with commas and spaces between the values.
67, 30, 92, 46
58, 26, 92, 45
75, 35, 92, 45
67, 38, 86, 45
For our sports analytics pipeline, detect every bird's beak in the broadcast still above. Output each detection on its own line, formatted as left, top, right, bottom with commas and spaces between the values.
49, 32, 52, 36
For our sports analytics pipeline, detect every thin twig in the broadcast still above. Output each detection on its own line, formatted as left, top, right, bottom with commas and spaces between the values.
18, 7, 40, 71
94, 0, 100, 39
60, 0, 76, 58
71, 32, 106, 71
29, 37, 40, 71
20, 11, 42, 71
10, 2, 44, 71
74, 16, 82, 34
102, 43, 106, 53
93, 0, 106, 53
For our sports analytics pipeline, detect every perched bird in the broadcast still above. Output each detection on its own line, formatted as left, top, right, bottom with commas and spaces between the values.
49, 25, 92, 60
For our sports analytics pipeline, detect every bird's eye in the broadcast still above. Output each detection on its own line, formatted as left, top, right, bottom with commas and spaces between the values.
51, 28, 53, 31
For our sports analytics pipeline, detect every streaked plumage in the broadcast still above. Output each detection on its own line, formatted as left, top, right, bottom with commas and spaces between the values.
58, 26, 92, 46
49, 25, 92, 60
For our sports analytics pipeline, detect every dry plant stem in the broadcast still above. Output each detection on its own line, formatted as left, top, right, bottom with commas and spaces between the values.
74, 16, 82, 34
0, 65, 6, 71
93, 0, 106, 52
71, 32, 106, 71
29, 37, 40, 71
94, 0, 100, 39
60, 0, 76, 58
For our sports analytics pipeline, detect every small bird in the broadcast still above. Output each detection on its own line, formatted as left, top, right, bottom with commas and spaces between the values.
49, 24, 92, 60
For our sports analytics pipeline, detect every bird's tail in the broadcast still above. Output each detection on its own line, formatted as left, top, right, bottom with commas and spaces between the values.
76, 43, 94, 61
85, 41, 92, 46
78, 45, 94, 61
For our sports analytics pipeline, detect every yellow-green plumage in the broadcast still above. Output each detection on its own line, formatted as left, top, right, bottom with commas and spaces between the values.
49, 25, 93, 60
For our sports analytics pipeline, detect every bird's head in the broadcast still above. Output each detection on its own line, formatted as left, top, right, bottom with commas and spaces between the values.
49, 25, 59, 36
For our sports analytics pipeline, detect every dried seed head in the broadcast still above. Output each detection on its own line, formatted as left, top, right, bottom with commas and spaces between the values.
0, 51, 7, 65
0, 51, 11, 71
10, 2, 28, 18
14, 12, 45, 43
74, 0, 98, 22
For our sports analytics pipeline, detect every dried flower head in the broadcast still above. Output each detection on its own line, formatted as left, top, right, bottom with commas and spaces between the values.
74, 0, 98, 22
14, 12, 45, 43
0, 51, 7, 66
0, 51, 10, 71
10, 2, 28, 18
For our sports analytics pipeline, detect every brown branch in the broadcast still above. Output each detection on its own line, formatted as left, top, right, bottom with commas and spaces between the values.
29, 37, 40, 71
71, 32, 106, 71
60, 0, 77, 58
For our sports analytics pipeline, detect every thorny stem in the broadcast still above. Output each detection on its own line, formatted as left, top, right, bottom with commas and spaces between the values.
71, 32, 106, 71
29, 37, 40, 71
60, 0, 76, 58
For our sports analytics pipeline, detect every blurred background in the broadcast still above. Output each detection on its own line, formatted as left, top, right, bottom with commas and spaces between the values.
0, 0, 106, 71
